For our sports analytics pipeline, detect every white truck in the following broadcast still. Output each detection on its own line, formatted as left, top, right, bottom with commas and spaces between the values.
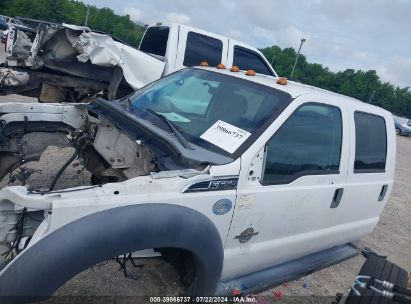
1, 22, 277, 102
0, 65, 395, 298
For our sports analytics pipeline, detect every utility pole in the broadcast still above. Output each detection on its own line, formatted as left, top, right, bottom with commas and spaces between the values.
290, 38, 306, 78
85, 5, 90, 26
368, 90, 375, 104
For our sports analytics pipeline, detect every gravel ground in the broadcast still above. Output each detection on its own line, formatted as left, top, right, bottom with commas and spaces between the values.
0, 44, 410, 301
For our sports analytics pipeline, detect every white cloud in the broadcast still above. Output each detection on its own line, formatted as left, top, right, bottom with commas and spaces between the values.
165, 12, 191, 24
123, 7, 142, 22
377, 57, 411, 88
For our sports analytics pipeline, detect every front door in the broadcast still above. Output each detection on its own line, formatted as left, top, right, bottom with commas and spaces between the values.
223, 99, 349, 280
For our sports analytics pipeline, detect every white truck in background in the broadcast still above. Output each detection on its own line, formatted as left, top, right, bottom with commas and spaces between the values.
0, 22, 277, 102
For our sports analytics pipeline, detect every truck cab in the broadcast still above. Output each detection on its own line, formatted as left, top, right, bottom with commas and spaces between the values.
0, 67, 395, 298
139, 23, 277, 77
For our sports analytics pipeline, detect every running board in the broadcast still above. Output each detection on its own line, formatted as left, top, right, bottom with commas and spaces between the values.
216, 243, 358, 295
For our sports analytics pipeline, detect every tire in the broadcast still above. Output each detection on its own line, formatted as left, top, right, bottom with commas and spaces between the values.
395, 128, 400, 135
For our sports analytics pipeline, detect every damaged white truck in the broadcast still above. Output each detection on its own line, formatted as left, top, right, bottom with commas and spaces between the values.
1, 21, 276, 102
0, 64, 395, 298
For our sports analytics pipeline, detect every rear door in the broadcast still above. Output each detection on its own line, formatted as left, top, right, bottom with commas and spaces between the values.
223, 96, 350, 279
227, 40, 276, 76
331, 105, 395, 240
175, 25, 228, 70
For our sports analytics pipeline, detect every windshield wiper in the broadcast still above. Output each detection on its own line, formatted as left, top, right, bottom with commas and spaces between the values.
145, 108, 194, 150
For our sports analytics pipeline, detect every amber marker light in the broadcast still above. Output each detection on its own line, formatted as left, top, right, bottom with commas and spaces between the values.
230, 66, 240, 72
245, 69, 256, 76
216, 63, 226, 69
276, 77, 288, 85
199, 61, 209, 67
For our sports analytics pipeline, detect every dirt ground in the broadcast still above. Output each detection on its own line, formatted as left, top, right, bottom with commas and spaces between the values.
0, 44, 410, 301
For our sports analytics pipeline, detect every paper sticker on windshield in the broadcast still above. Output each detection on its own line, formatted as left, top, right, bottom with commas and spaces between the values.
200, 120, 251, 153
158, 112, 190, 123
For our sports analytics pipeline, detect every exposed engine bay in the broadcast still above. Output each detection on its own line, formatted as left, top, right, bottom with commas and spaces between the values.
0, 99, 227, 266
0, 101, 157, 265
0, 104, 157, 188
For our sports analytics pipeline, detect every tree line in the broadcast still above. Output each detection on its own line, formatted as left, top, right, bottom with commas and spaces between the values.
1, 0, 410, 118
0, 0, 146, 46
260, 46, 411, 118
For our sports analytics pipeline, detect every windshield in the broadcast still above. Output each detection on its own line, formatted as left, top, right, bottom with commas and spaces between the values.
126, 68, 292, 156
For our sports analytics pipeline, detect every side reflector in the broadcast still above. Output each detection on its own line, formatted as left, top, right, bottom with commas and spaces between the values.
230, 66, 240, 72
277, 77, 288, 85
217, 63, 226, 69
245, 69, 256, 76
200, 61, 209, 67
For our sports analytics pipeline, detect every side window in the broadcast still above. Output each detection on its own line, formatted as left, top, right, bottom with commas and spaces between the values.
233, 46, 273, 76
263, 103, 342, 185
139, 26, 170, 57
183, 32, 223, 67
354, 112, 387, 173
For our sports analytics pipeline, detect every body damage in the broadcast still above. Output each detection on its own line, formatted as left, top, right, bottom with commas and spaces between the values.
0, 100, 239, 274
1, 23, 164, 101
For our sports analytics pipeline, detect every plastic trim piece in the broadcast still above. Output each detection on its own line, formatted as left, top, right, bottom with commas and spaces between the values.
215, 243, 358, 296
0, 204, 224, 299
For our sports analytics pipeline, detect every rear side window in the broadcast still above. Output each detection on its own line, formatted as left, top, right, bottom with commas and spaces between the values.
139, 26, 170, 57
263, 103, 342, 185
184, 32, 223, 67
354, 112, 387, 173
233, 46, 274, 76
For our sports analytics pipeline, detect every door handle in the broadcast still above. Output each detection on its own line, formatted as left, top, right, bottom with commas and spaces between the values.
330, 188, 344, 208
378, 185, 388, 201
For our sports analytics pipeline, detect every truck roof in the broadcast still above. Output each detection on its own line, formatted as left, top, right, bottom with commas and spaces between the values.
152, 22, 261, 52
197, 66, 390, 115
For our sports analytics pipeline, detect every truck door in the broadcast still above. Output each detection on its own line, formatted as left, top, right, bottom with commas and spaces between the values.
330, 107, 395, 241
174, 25, 228, 70
223, 97, 350, 280
227, 40, 276, 76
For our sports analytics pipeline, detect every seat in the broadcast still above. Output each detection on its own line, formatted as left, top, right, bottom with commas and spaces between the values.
210, 93, 248, 125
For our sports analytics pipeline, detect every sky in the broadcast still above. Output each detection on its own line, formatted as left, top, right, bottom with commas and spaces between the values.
83, 0, 411, 88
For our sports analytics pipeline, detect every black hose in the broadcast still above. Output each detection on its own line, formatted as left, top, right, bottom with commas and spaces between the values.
48, 135, 89, 191
394, 294, 411, 304
394, 286, 411, 297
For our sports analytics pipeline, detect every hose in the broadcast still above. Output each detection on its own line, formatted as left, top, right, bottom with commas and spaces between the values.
48, 135, 89, 191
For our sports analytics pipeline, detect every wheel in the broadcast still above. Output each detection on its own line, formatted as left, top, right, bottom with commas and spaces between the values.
395, 128, 400, 135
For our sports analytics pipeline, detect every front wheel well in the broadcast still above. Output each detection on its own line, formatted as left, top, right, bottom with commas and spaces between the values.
157, 248, 196, 288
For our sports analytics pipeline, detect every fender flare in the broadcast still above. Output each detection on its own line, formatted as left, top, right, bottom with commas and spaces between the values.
0, 204, 224, 298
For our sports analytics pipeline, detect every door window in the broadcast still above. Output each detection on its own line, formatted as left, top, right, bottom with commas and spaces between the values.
354, 112, 387, 173
183, 32, 223, 67
233, 46, 273, 76
139, 26, 170, 57
263, 103, 342, 185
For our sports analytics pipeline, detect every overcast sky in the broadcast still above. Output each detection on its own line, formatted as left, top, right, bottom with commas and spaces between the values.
84, 0, 410, 88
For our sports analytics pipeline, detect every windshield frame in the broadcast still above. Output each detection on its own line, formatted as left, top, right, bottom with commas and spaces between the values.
122, 68, 293, 159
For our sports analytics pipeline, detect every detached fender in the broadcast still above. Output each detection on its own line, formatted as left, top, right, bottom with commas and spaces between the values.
0, 204, 224, 298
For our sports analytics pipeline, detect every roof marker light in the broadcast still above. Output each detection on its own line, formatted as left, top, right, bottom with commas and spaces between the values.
200, 61, 209, 67
230, 66, 240, 72
217, 63, 226, 69
276, 77, 288, 85
245, 69, 256, 76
